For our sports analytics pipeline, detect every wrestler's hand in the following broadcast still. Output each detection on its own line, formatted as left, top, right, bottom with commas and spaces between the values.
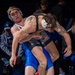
64, 46, 72, 57
9, 56, 17, 67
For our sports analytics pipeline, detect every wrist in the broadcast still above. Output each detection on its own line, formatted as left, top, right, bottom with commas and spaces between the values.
11, 54, 16, 58
67, 45, 72, 50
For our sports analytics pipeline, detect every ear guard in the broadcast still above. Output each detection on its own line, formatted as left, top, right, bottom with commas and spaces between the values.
41, 19, 47, 28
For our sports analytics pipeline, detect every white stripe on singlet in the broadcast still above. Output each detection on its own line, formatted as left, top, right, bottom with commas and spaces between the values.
14, 24, 22, 29
14, 18, 26, 29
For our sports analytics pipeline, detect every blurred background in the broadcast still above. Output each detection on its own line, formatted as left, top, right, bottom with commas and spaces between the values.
0, 0, 75, 34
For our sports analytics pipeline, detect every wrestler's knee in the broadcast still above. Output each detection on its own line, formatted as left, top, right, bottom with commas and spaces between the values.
39, 58, 47, 68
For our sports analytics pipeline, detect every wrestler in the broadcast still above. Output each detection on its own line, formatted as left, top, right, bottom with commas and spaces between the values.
7, 6, 72, 75
31, 13, 72, 75
33, 13, 72, 61
7, 6, 55, 75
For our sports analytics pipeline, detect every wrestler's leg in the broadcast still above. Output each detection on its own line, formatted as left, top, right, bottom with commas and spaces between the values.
46, 66, 54, 75
31, 46, 47, 75
42, 47, 54, 75
25, 66, 36, 75
44, 41, 59, 62
22, 43, 39, 75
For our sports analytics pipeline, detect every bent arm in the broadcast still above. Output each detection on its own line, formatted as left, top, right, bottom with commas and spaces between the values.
11, 16, 36, 57
11, 29, 30, 57
55, 21, 71, 49
55, 21, 72, 57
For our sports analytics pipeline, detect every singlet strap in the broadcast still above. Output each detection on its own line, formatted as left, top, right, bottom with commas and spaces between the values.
14, 24, 22, 29
14, 18, 26, 29
33, 15, 38, 31
33, 13, 44, 31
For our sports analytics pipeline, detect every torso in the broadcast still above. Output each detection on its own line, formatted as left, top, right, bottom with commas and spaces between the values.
40, 30, 52, 47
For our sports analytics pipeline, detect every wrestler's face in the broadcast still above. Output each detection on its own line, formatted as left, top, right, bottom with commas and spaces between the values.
10, 9, 23, 23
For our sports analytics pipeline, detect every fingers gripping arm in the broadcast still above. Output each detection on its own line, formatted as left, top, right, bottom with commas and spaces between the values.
55, 21, 72, 56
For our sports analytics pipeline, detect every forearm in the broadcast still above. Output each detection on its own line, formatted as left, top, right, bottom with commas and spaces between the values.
12, 36, 19, 57
55, 21, 72, 49
62, 33, 72, 49
12, 30, 31, 57
19, 34, 32, 43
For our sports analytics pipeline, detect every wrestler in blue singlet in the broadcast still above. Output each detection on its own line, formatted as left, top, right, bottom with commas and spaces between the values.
22, 41, 53, 71
14, 23, 53, 71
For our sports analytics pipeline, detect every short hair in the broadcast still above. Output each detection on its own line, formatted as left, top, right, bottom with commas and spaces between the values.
7, 6, 23, 20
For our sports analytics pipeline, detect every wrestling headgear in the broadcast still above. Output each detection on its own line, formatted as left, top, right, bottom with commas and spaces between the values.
7, 6, 23, 20
42, 13, 57, 29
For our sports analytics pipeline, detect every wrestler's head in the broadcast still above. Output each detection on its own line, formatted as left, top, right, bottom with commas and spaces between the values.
7, 6, 23, 22
42, 13, 57, 29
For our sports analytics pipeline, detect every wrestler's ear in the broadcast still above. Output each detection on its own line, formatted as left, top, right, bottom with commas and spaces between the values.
8, 14, 13, 21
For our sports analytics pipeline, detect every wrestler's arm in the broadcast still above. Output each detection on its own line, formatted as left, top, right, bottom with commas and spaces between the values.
11, 27, 19, 56
55, 21, 72, 56
10, 26, 32, 67
11, 16, 36, 56
23, 15, 36, 33
12, 28, 32, 56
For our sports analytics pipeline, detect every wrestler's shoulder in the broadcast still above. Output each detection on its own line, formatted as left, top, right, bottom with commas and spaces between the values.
26, 15, 36, 19
25, 15, 36, 23
11, 25, 18, 32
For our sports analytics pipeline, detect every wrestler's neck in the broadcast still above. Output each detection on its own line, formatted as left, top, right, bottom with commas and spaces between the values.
15, 18, 25, 26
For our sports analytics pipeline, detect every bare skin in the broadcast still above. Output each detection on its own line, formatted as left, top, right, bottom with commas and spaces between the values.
9, 8, 54, 75
9, 7, 72, 75
11, 13, 72, 64
11, 15, 55, 75
44, 21, 72, 58
55, 21, 72, 57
